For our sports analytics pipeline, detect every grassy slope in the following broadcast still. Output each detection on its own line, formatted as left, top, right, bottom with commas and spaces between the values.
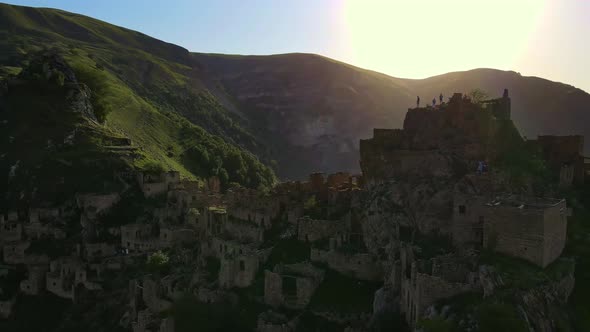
0, 3, 276, 189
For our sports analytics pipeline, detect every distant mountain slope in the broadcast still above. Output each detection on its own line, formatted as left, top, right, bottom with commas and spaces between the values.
1, 3, 588, 182
193, 54, 590, 177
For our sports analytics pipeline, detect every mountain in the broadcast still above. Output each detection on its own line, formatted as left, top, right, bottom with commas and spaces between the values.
0, 3, 276, 205
194, 54, 590, 178
1, 3, 588, 183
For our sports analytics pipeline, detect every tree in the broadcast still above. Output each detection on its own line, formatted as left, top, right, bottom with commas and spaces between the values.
468, 88, 489, 104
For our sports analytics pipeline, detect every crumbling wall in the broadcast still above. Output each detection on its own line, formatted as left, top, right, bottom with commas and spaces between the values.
3, 241, 30, 264
542, 200, 568, 267
484, 206, 546, 267
536, 135, 585, 184
297, 217, 348, 243
84, 242, 117, 259
219, 249, 271, 288
451, 194, 486, 247
137, 171, 181, 197
264, 264, 324, 310
76, 192, 120, 218
141, 278, 172, 312
224, 218, 264, 243
121, 224, 160, 252
264, 270, 284, 308
0, 221, 22, 243
20, 265, 47, 295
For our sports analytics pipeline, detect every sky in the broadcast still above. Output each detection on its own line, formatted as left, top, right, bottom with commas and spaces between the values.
3, 0, 590, 92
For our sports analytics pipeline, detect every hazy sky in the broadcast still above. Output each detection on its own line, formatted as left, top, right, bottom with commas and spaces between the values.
4, 0, 589, 92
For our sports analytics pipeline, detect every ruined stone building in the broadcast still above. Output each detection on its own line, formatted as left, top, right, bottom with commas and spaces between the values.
297, 216, 349, 243
527, 135, 586, 187
45, 257, 102, 300
76, 192, 120, 220
0, 217, 22, 243
218, 247, 272, 289
121, 223, 196, 253
19, 264, 48, 295
360, 91, 512, 186
137, 171, 181, 197
264, 262, 325, 310
452, 193, 567, 267
391, 245, 480, 326
128, 277, 174, 332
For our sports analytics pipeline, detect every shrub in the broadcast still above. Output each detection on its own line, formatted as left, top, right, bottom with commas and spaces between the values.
147, 250, 170, 272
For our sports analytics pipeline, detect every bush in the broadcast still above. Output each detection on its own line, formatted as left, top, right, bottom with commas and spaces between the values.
147, 250, 170, 272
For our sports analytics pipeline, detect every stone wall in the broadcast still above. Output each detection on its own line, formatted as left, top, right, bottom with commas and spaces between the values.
297, 217, 348, 243
137, 171, 181, 197
542, 200, 568, 267
360, 147, 454, 186
202, 237, 258, 260
453, 194, 568, 268
76, 192, 120, 219
20, 264, 47, 295
0, 221, 22, 243
25, 222, 66, 240
359, 93, 508, 185
310, 248, 382, 281
264, 263, 325, 310
218, 248, 271, 288
536, 135, 585, 184
141, 278, 172, 312
121, 224, 160, 252
3, 241, 30, 264
224, 218, 264, 243
400, 256, 479, 326
451, 193, 486, 247
228, 207, 273, 229
84, 242, 117, 259
484, 203, 550, 268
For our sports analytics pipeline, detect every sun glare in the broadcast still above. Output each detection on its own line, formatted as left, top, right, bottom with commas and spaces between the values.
343, 0, 547, 78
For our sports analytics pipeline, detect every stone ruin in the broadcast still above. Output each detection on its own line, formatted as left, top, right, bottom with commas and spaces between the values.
452, 192, 567, 267
527, 135, 587, 188
264, 262, 325, 310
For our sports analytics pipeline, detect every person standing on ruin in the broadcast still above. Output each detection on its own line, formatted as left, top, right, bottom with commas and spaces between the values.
432, 98, 436, 106
439, 93, 443, 104
416, 96, 420, 107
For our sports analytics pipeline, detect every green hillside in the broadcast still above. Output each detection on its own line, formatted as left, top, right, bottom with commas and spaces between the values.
0, 3, 276, 202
